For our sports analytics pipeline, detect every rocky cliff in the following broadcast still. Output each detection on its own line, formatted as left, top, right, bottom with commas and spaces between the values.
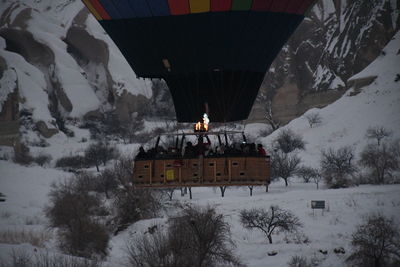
0, 0, 151, 138
250, 0, 399, 123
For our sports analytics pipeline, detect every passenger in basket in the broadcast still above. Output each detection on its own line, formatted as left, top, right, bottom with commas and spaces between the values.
184, 141, 196, 157
135, 146, 147, 160
257, 144, 267, 156
195, 135, 211, 156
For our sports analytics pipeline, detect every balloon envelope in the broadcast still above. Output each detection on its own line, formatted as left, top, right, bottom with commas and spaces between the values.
82, 0, 316, 122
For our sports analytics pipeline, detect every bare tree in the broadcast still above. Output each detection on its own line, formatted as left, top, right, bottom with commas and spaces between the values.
271, 151, 301, 186
266, 100, 280, 132
297, 166, 322, 189
305, 113, 322, 128
320, 146, 357, 188
359, 141, 400, 184
297, 166, 318, 183
365, 126, 392, 146
85, 141, 119, 172
240, 205, 302, 244
347, 214, 400, 267
274, 128, 305, 153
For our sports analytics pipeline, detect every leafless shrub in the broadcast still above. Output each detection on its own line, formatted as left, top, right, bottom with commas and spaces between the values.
96, 168, 119, 199
320, 146, 357, 188
34, 153, 52, 167
111, 155, 160, 233
274, 128, 305, 153
240, 205, 302, 244
265, 100, 281, 132
10, 248, 31, 267
271, 151, 301, 187
305, 113, 322, 128
284, 230, 310, 244
119, 115, 145, 144
7, 249, 101, 267
45, 173, 109, 258
359, 141, 400, 184
287, 255, 311, 267
365, 126, 392, 146
170, 205, 242, 267
127, 205, 242, 267
347, 214, 400, 267
126, 228, 172, 267
0, 229, 51, 248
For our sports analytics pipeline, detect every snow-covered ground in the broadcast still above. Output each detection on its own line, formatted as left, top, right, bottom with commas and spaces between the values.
0, 7, 399, 267
1, 155, 399, 266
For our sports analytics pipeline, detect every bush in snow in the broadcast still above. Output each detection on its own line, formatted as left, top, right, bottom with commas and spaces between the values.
45, 172, 109, 259
33, 153, 52, 167
287, 255, 311, 267
127, 205, 242, 267
240, 205, 302, 244
274, 128, 305, 153
347, 214, 400, 267
55, 155, 88, 171
359, 140, 400, 184
271, 150, 301, 187
365, 126, 392, 146
305, 112, 322, 128
320, 146, 357, 188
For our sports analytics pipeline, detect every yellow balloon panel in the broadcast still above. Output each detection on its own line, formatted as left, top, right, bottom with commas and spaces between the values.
189, 0, 211, 13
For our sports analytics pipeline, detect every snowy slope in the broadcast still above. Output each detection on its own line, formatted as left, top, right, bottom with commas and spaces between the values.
257, 31, 400, 167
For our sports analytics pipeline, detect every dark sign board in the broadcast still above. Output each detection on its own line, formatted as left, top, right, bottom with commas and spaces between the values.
311, 200, 325, 209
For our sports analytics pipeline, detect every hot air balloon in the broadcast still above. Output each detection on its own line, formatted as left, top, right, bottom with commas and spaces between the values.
82, 0, 316, 122
82, 0, 316, 192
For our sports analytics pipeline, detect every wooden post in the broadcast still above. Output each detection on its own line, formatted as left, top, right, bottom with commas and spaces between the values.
149, 162, 152, 185
179, 167, 182, 184
219, 186, 227, 197
248, 186, 253, 196
214, 161, 217, 183
228, 159, 232, 182
163, 161, 166, 184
